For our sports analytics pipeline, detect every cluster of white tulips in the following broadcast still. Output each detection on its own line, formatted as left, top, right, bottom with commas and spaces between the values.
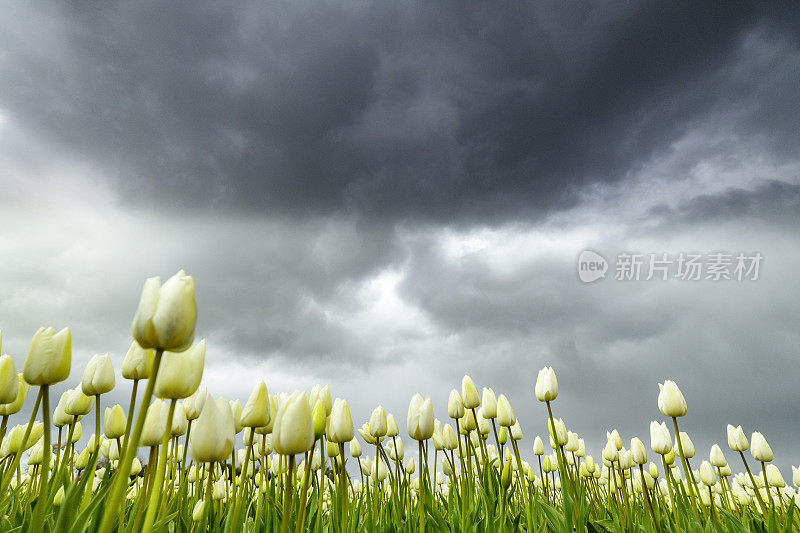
0, 270, 796, 532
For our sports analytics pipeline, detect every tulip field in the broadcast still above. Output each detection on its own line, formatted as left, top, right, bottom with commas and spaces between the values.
0, 270, 797, 532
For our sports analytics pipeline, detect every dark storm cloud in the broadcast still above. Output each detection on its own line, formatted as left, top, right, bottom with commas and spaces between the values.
2, 1, 798, 221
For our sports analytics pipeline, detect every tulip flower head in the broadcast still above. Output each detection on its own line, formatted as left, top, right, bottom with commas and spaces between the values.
104, 405, 126, 439
154, 340, 205, 400
241, 380, 269, 428
407, 394, 435, 441
82, 353, 115, 396
481, 388, 498, 419
272, 390, 315, 456
0, 355, 18, 405
447, 389, 464, 419
121, 341, 155, 380
369, 405, 388, 439
657, 380, 687, 418
328, 398, 355, 444
726, 424, 749, 452
650, 421, 672, 455
535, 366, 558, 402
0, 375, 29, 416
189, 395, 235, 463
750, 432, 773, 462
23, 327, 71, 386
131, 270, 197, 352
496, 394, 516, 428
461, 376, 480, 409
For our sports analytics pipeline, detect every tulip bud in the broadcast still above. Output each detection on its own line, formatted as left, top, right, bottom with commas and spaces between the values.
766, 464, 785, 488
496, 394, 516, 428
54, 486, 65, 506
82, 353, 115, 396
442, 424, 458, 451
53, 398, 72, 428
241, 380, 269, 428
603, 440, 619, 463
153, 340, 205, 400
548, 417, 567, 446
650, 421, 672, 455
65, 387, 94, 417
0, 355, 18, 405
709, 444, 727, 468
171, 404, 188, 436
501, 458, 512, 489
535, 366, 558, 402
657, 380, 687, 418
565, 432, 579, 453
328, 398, 354, 444
700, 460, 717, 486
131, 270, 197, 352
122, 341, 154, 380
497, 427, 507, 445
386, 414, 399, 438
369, 406, 388, 439
676, 432, 695, 458
750, 432, 773, 462
229, 400, 243, 434
447, 389, 465, 419
189, 395, 235, 462
131, 457, 143, 476
183, 386, 207, 421
104, 404, 127, 439
407, 394, 434, 441
461, 376, 480, 409
726, 424, 749, 452
23, 327, 71, 385
406, 457, 416, 474
273, 390, 315, 456
481, 388, 497, 419
0, 374, 28, 416
533, 436, 545, 456
350, 438, 362, 458
192, 500, 206, 522
631, 437, 647, 465
140, 399, 169, 448
312, 400, 327, 439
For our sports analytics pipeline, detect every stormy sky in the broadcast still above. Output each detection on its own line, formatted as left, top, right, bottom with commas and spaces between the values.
1, 1, 799, 473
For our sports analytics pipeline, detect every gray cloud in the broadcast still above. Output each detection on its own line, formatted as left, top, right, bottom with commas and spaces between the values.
1, 2, 798, 222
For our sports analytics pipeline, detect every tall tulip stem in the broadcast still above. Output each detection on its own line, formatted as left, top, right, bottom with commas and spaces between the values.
121, 379, 139, 458
738, 450, 767, 514
99, 347, 164, 533
0, 387, 42, 495
280, 454, 295, 533
30, 385, 51, 532
141, 398, 177, 533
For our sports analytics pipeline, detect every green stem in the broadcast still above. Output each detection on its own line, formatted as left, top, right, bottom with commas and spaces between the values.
760, 461, 774, 510
141, 398, 177, 533
121, 379, 139, 458
280, 455, 295, 533
738, 450, 767, 515
418, 442, 426, 533
98, 348, 163, 533
30, 385, 50, 532
671, 417, 701, 519
294, 449, 313, 533
0, 387, 42, 495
